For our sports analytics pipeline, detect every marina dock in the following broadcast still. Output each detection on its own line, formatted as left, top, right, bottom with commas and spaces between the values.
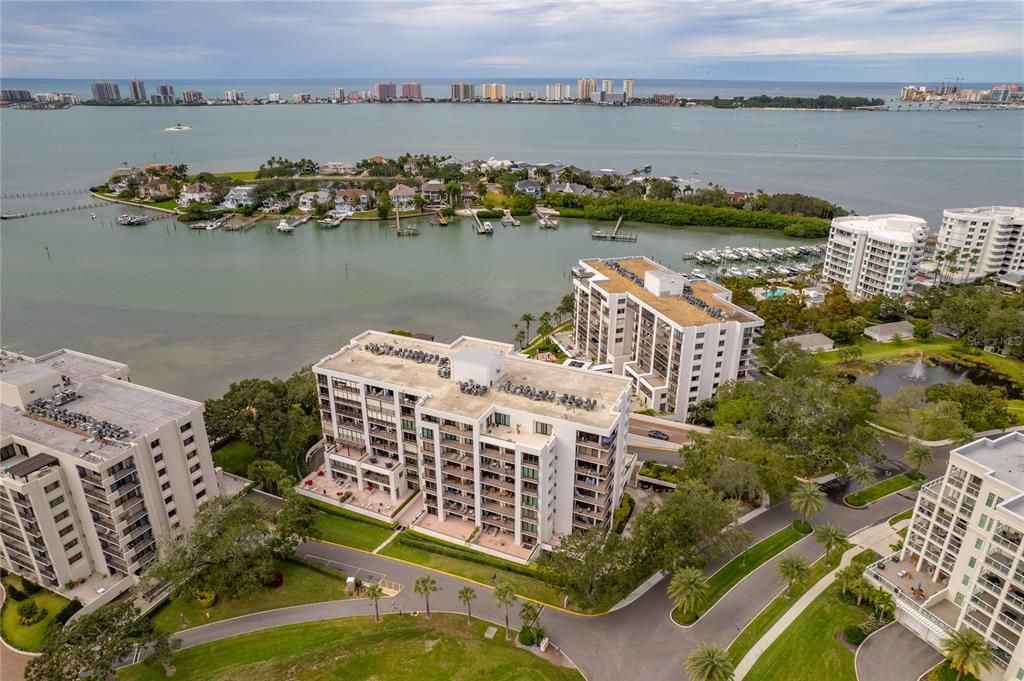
592, 215, 637, 241
1, 202, 106, 219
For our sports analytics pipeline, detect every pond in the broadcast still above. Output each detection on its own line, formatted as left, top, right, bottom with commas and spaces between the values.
856, 359, 1022, 399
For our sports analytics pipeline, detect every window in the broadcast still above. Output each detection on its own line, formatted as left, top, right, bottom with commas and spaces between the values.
421, 427, 434, 439
59, 523, 74, 537
68, 552, 83, 565
196, 489, 207, 500
962, 575, 971, 587
180, 422, 192, 433
189, 463, 201, 474
168, 508, 177, 517
158, 467, 167, 478
49, 495, 65, 508
63, 538, 78, 550
192, 476, 204, 487
534, 421, 552, 436
975, 538, 984, 550
150, 439, 161, 449
154, 453, 164, 463
54, 510, 69, 522
522, 495, 538, 507
183, 435, 195, 446
494, 412, 510, 426
968, 557, 977, 568
979, 513, 988, 529
44, 481, 60, 493
161, 481, 171, 491
164, 495, 174, 505
986, 492, 995, 508
187, 449, 198, 460
522, 467, 538, 480
954, 592, 964, 606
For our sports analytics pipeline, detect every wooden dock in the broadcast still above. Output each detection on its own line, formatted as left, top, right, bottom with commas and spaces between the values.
1, 202, 105, 219
1, 189, 88, 199
593, 214, 637, 241
437, 212, 449, 225
224, 214, 263, 232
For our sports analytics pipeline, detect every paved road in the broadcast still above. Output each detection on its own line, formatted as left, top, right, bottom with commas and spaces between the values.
173, 438, 948, 681
856, 621, 942, 681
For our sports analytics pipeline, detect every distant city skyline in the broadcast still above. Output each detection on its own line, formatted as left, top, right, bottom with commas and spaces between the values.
2, 1, 1022, 82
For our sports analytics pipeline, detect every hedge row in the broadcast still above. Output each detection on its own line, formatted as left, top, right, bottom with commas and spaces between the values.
396, 533, 539, 578
546, 196, 830, 238
613, 493, 636, 534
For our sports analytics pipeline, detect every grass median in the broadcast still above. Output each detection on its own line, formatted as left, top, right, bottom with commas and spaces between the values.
671, 522, 811, 625
1, 575, 70, 652
150, 559, 348, 633
844, 472, 921, 507
306, 498, 395, 552
120, 613, 583, 681
888, 508, 914, 526
743, 550, 881, 681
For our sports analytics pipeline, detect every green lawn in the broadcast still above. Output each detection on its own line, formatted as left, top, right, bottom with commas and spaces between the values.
845, 473, 919, 507
120, 614, 583, 681
924, 661, 978, 681
312, 507, 395, 552
211, 440, 260, 476
1, 575, 70, 652
672, 522, 811, 625
150, 560, 347, 633
743, 551, 880, 681
889, 508, 914, 526
380, 541, 565, 609
214, 170, 260, 181
726, 546, 849, 665
145, 199, 180, 210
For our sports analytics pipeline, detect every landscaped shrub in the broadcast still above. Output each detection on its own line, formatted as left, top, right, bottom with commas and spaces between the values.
792, 520, 812, 534
613, 494, 636, 534
5, 585, 26, 601
17, 600, 46, 626
518, 626, 536, 646
193, 591, 218, 608
263, 571, 284, 588
476, 209, 503, 219
53, 599, 83, 625
396, 534, 538, 578
843, 625, 867, 645
306, 498, 396, 529
21, 579, 41, 596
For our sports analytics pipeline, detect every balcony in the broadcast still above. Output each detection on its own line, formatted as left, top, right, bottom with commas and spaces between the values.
998, 611, 1023, 634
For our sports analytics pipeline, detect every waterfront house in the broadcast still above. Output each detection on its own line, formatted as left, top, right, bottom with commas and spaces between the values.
863, 320, 916, 343
139, 177, 173, 201
177, 182, 213, 207
515, 180, 543, 197
526, 163, 562, 181
460, 184, 480, 206
298, 190, 333, 212
546, 182, 595, 197
221, 185, 256, 209
389, 184, 416, 211
335, 188, 374, 210
420, 179, 445, 203
108, 167, 143, 195
319, 162, 357, 175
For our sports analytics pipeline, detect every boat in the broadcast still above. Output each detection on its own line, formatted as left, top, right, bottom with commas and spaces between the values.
90, 213, 97, 219
478, 221, 494, 234
116, 214, 147, 226
164, 123, 191, 132
437, 213, 449, 226
276, 219, 294, 233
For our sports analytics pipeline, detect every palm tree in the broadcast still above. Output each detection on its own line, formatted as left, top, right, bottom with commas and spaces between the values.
940, 629, 994, 681
668, 567, 709, 617
847, 463, 875, 489
905, 444, 934, 476
684, 643, 735, 681
494, 581, 516, 640
520, 313, 535, 342
364, 583, 384, 622
777, 555, 810, 597
457, 586, 476, 625
835, 564, 862, 597
789, 482, 826, 528
515, 330, 526, 350
871, 589, 896, 620
851, 576, 872, 606
414, 575, 438, 617
520, 601, 540, 631
814, 524, 848, 566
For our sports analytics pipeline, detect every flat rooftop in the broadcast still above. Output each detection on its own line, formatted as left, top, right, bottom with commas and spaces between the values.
831, 214, 927, 242
581, 257, 758, 326
954, 433, 1024, 518
1, 349, 200, 463
317, 331, 632, 430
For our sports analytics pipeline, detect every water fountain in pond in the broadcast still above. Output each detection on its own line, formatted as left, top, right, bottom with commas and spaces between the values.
904, 352, 927, 382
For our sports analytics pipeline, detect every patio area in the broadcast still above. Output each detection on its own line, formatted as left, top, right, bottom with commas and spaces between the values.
415, 511, 476, 541
474, 526, 536, 561
874, 553, 948, 602
299, 466, 414, 518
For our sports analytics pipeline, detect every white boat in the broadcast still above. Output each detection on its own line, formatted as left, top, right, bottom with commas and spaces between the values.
164, 123, 191, 132
205, 222, 220, 231
276, 219, 294, 233
89, 213, 97, 219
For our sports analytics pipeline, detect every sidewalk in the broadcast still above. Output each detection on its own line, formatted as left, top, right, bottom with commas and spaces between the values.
734, 522, 902, 680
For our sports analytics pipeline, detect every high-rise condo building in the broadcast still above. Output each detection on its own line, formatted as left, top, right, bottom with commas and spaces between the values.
129, 80, 147, 102
450, 82, 475, 101
308, 331, 633, 562
546, 83, 571, 101
623, 79, 634, 100
268, 93, 282, 103
373, 82, 397, 101
481, 83, 507, 100
0, 349, 221, 610
401, 82, 423, 99
936, 207, 1024, 282
571, 257, 763, 420
155, 83, 174, 99
332, 87, 345, 101
182, 90, 204, 104
822, 214, 928, 298
867, 432, 1024, 677
577, 78, 596, 100
90, 80, 121, 102
601, 79, 614, 93
1, 90, 32, 102
224, 89, 245, 102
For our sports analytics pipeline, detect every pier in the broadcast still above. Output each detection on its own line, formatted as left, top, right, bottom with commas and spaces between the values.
1, 189, 88, 199
1, 202, 106, 219
592, 215, 637, 241
224, 214, 263, 232
535, 209, 558, 229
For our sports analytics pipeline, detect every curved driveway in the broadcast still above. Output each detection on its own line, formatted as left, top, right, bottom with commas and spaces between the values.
175, 442, 949, 681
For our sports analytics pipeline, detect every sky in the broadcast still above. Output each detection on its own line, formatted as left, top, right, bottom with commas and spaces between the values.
2, 0, 1022, 82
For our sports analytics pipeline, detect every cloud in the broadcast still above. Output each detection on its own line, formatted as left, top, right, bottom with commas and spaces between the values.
1, 0, 1021, 80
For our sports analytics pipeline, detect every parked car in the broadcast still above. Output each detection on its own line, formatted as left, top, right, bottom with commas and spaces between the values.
647, 430, 670, 441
